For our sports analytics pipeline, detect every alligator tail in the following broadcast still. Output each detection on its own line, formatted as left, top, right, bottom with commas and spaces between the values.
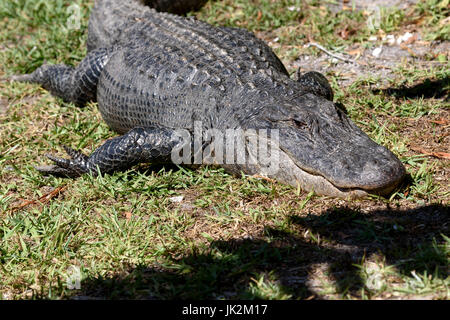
87, 0, 207, 51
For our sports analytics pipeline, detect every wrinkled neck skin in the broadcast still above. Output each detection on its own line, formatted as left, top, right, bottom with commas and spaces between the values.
217, 93, 406, 199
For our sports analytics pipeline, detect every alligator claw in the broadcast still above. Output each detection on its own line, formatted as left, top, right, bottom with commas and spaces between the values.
36, 145, 92, 178
34, 164, 79, 178
8, 73, 36, 82
8, 61, 51, 84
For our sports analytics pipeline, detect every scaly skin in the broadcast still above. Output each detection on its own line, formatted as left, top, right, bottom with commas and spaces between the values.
14, 0, 406, 198
87, 0, 207, 51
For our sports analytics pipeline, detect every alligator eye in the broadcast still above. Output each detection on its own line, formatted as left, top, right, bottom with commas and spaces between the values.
292, 119, 307, 129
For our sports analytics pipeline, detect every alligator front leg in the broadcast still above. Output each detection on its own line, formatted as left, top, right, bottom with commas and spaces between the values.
36, 127, 187, 177
11, 47, 114, 107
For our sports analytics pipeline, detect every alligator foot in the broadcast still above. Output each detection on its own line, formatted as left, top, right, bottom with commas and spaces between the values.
10, 48, 113, 107
36, 127, 186, 178
36, 145, 93, 178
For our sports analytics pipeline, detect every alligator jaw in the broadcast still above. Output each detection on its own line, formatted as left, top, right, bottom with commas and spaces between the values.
270, 148, 405, 199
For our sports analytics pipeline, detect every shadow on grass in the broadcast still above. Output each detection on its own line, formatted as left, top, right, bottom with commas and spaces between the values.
65, 204, 448, 300
373, 77, 449, 101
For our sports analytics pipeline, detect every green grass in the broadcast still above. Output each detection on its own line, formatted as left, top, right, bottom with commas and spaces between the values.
0, 0, 449, 299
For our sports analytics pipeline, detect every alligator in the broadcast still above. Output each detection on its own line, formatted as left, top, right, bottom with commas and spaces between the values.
12, 0, 406, 198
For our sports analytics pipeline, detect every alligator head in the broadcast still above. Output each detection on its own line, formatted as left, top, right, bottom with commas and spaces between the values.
221, 93, 406, 199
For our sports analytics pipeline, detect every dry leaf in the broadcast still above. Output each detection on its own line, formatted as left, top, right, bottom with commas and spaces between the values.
429, 118, 448, 125
123, 211, 132, 220
403, 33, 418, 45
407, 117, 448, 125
340, 29, 349, 39
400, 44, 416, 56
347, 47, 363, 56
410, 146, 450, 160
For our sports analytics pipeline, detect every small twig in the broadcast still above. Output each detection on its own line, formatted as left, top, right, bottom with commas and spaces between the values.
410, 146, 450, 160
10, 184, 68, 213
405, 117, 448, 125
305, 42, 356, 64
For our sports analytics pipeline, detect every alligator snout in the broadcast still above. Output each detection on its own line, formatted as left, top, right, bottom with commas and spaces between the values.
356, 145, 406, 194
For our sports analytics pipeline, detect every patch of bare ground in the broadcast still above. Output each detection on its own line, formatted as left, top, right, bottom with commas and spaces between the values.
255, 1, 448, 87
293, 39, 448, 86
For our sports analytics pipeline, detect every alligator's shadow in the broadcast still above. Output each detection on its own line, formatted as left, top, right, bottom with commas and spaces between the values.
373, 76, 449, 101
63, 203, 448, 299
